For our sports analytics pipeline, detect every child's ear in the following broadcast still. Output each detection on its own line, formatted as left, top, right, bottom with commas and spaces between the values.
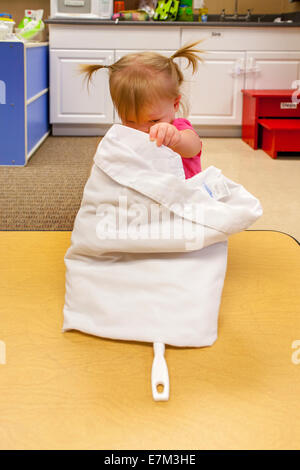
174, 95, 181, 111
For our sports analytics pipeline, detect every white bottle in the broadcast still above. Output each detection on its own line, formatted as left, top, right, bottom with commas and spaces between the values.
98, 0, 114, 19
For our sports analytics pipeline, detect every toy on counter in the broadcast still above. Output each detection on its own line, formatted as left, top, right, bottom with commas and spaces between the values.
198, 7, 208, 22
112, 9, 150, 21
153, 0, 179, 21
177, 0, 194, 21
138, 0, 157, 19
15, 9, 45, 42
197, 0, 208, 22
0, 13, 16, 40
114, 1, 125, 13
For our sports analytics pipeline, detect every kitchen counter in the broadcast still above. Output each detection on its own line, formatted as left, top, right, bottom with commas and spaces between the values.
45, 12, 300, 27
47, 16, 300, 137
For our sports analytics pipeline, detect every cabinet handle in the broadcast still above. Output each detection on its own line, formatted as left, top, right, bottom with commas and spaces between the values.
246, 58, 260, 74
229, 59, 245, 76
229, 59, 260, 76
246, 65, 261, 73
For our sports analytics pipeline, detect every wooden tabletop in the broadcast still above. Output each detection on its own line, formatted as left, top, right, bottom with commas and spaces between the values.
0, 230, 299, 450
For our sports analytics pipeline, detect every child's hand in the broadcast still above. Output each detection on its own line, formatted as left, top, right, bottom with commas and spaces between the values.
149, 123, 182, 149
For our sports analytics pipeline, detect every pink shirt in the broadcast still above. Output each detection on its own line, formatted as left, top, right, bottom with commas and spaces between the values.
172, 118, 202, 179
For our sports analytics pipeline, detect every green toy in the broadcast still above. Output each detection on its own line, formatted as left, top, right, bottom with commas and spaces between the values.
16, 9, 44, 41
177, 0, 194, 21
177, 6, 193, 21
153, 0, 179, 21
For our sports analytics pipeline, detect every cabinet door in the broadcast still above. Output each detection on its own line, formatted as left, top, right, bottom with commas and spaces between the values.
180, 51, 246, 125
114, 50, 179, 124
244, 51, 300, 89
50, 49, 114, 124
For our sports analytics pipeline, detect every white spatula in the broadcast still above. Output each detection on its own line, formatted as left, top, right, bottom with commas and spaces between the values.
151, 342, 170, 401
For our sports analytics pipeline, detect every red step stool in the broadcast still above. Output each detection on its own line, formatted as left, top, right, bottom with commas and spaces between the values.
241, 89, 300, 158
258, 118, 300, 159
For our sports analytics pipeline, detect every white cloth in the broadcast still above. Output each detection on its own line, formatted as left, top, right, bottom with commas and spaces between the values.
62, 124, 263, 347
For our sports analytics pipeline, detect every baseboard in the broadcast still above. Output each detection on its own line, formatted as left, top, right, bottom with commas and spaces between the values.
51, 124, 242, 138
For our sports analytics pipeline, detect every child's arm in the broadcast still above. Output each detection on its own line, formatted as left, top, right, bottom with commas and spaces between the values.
149, 123, 202, 159
169, 129, 202, 159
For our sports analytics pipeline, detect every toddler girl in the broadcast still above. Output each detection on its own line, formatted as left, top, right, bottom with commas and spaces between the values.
80, 40, 205, 179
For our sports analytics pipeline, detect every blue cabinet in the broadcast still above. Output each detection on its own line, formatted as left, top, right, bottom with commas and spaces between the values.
0, 41, 50, 166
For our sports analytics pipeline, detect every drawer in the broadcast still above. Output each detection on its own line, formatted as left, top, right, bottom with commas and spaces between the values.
181, 27, 300, 51
49, 24, 181, 50
258, 96, 300, 118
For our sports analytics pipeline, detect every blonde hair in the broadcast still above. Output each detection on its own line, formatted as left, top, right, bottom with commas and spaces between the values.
79, 39, 206, 122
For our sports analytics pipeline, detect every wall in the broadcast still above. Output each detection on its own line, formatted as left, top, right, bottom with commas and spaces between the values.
282, 0, 300, 13
198, 0, 300, 14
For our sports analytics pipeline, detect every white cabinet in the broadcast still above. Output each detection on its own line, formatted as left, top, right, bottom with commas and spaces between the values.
181, 27, 300, 52
50, 49, 114, 126
48, 24, 300, 136
244, 51, 300, 89
180, 51, 245, 126
49, 24, 180, 50
180, 27, 300, 134
180, 49, 300, 126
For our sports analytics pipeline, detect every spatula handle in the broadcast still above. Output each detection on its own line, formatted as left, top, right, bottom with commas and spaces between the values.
151, 342, 170, 401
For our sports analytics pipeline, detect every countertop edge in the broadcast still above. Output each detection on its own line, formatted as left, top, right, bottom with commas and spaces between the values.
44, 19, 300, 27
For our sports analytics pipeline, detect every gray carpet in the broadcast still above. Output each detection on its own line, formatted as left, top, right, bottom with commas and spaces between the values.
0, 136, 100, 230
1, 134, 300, 242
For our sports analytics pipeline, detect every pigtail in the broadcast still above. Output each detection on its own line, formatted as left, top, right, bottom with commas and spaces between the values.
78, 63, 109, 93
170, 39, 206, 74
